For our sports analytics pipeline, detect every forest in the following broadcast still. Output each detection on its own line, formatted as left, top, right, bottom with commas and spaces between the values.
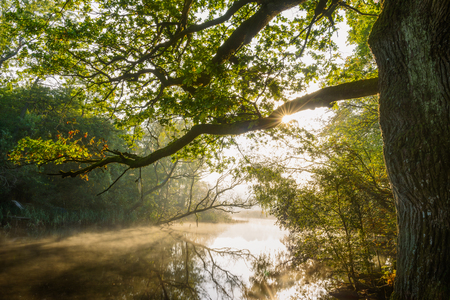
1, 0, 449, 299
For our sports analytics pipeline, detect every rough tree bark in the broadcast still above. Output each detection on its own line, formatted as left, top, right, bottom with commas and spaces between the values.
369, 0, 450, 299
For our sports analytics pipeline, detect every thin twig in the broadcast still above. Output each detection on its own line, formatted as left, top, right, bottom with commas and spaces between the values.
97, 167, 131, 195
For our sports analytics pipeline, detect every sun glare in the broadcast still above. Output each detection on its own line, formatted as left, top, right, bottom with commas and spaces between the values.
282, 114, 296, 124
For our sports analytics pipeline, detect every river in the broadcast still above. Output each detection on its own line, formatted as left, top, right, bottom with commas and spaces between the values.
0, 218, 331, 299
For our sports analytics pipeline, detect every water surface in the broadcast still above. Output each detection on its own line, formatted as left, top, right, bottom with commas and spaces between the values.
0, 218, 330, 299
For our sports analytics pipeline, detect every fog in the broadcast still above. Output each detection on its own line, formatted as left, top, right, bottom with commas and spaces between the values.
0, 219, 330, 300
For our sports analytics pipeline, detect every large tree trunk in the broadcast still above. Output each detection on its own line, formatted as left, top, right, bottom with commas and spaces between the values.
368, 1, 450, 299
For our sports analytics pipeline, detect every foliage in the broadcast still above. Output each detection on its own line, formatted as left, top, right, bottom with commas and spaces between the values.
0, 0, 381, 175
381, 267, 396, 286
1, 83, 250, 231
247, 96, 396, 288
9, 130, 106, 166
0, 84, 142, 228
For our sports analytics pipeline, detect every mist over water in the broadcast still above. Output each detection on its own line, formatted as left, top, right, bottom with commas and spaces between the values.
0, 218, 330, 299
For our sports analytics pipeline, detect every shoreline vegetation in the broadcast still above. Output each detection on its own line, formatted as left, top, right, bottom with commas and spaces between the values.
1, 198, 273, 239
0, 200, 252, 242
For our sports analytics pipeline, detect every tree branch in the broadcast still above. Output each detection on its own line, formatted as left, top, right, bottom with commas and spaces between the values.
58, 78, 378, 178
155, 165, 253, 225
0, 38, 25, 69
125, 160, 179, 214
144, 160, 179, 197
94, 0, 303, 88
212, 0, 303, 65
135, 0, 256, 65
97, 167, 131, 196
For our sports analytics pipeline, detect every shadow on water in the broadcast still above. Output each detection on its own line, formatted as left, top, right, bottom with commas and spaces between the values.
0, 220, 331, 300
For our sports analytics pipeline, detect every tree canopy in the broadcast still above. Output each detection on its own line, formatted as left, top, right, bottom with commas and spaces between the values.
1, 0, 380, 176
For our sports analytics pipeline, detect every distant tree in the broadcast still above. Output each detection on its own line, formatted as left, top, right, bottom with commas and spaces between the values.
0, 84, 134, 217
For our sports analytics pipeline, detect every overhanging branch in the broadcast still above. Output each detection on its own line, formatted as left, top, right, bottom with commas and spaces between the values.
59, 78, 378, 178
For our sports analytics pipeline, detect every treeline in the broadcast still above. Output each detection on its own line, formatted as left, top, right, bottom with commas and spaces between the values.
0, 84, 248, 233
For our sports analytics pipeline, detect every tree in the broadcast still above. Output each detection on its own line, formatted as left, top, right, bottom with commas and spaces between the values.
368, 2, 450, 298
0, 84, 142, 226
247, 96, 396, 291
3, 0, 450, 298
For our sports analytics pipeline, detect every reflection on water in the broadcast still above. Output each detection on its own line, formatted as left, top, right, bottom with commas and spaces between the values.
0, 218, 330, 299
